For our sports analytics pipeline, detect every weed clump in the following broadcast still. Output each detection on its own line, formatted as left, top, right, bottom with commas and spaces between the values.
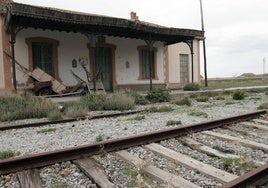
124, 90, 148, 105
80, 93, 106, 111
103, 93, 135, 111
232, 90, 247, 100
183, 83, 200, 91
125, 160, 153, 187
173, 97, 192, 106
128, 115, 145, 121
221, 157, 256, 173
196, 96, 209, 102
225, 101, 236, 105
0, 150, 17, 160
188, 110, 208, 118
47, 110, 62, 121
166, 120, 182, 126
146, 89, 171, 103
37, 128, 57, 134
215, 95, 225, 100
65, 102, 88, 118
79, 93, 135, 111
95, 134, 104, 142
145, 106, 174, 113
0, 92, 57, 122
258, 102, 268, 109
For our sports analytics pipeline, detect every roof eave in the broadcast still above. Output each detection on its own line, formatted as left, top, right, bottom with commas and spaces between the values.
6, 2, 205, 43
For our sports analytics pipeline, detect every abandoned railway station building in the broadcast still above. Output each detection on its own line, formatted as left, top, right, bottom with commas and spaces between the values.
0, 0, 204, 93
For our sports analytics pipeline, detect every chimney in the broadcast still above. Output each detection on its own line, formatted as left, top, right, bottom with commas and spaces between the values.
130, 11, 139, 21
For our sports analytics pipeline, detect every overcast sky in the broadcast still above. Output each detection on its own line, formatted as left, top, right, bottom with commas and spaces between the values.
15, 0, 268, 78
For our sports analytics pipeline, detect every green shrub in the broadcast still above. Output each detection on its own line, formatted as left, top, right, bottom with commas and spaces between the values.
124, 90, 148, 105
37, 128, 57, 134
233, 90, 247, 100
95, 134, 104, 142
258, 102, 268, 109
80, 93, 106, 111
65, 102, 88, 118
196, 96, 209, 102
173, 97, 191, 106
225, 101, 236, 105
80, 92, 135, 111
0, 92, 57, 122
103, 93, 135, 111
223, 91, 232, 95
215, 96, 225, 100
146, 89, 171, 103
47, 110, 62, 121
183, 83, 200, 91
201, 104, 213, 109
128, 115, 145, 121
0, 150, 17, 160
145, 106, 174, 113
189, 94, 198, 98
166, 120, 182, 126
221, 158, 256, 172
133, 94, 148, 105
188, 110, 208, 118
204, 92, 218, 97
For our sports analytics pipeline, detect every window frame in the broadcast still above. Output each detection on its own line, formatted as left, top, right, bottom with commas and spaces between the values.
179, 53, 190, 83
137, 46, 158, 80
25, 37, 60, 81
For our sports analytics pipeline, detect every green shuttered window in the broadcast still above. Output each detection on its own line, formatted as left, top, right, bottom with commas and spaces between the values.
141, 49, 155, 79
32, 42, 54, 76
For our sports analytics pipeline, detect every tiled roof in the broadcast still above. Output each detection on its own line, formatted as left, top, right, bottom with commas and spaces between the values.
6, 2, 204, 44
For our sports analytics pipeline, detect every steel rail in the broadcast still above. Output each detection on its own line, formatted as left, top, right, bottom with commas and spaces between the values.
0, 110, 266, 175
0, 110, 143, 131
222, 163, 268, 188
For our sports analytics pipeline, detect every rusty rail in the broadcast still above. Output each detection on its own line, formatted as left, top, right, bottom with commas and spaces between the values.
0, 110, 266, 175
0, 110, 143, 131
222, 163, 268, 188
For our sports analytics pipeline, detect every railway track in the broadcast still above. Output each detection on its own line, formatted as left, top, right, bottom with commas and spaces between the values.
0, 110, 144, 131
0, 110, 267, 187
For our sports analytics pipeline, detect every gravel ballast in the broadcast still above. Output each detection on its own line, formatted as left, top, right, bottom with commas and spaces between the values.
0, 92, 267, 187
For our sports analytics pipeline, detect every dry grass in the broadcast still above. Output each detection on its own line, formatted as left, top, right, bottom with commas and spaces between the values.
0, 92, 57, 122
79, 92, 135, 111
103, 92, 135, 111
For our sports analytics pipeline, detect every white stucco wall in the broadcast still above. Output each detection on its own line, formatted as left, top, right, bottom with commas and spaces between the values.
15, 29, 166, 87
107, 37, 165, 85
0, 17, 4, 89
168, 40, 200, 85
15, 29, 89, 86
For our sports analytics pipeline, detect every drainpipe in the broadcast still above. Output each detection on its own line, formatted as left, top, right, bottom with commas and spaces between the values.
91, 46, 96, 93
10, 25, 17, 93
190, 40, 194, 83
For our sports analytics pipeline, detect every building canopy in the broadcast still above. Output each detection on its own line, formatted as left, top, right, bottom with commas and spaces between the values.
5, 2, 204, 44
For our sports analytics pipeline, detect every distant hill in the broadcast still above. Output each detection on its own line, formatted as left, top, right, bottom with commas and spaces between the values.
239, 73, 256, 77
